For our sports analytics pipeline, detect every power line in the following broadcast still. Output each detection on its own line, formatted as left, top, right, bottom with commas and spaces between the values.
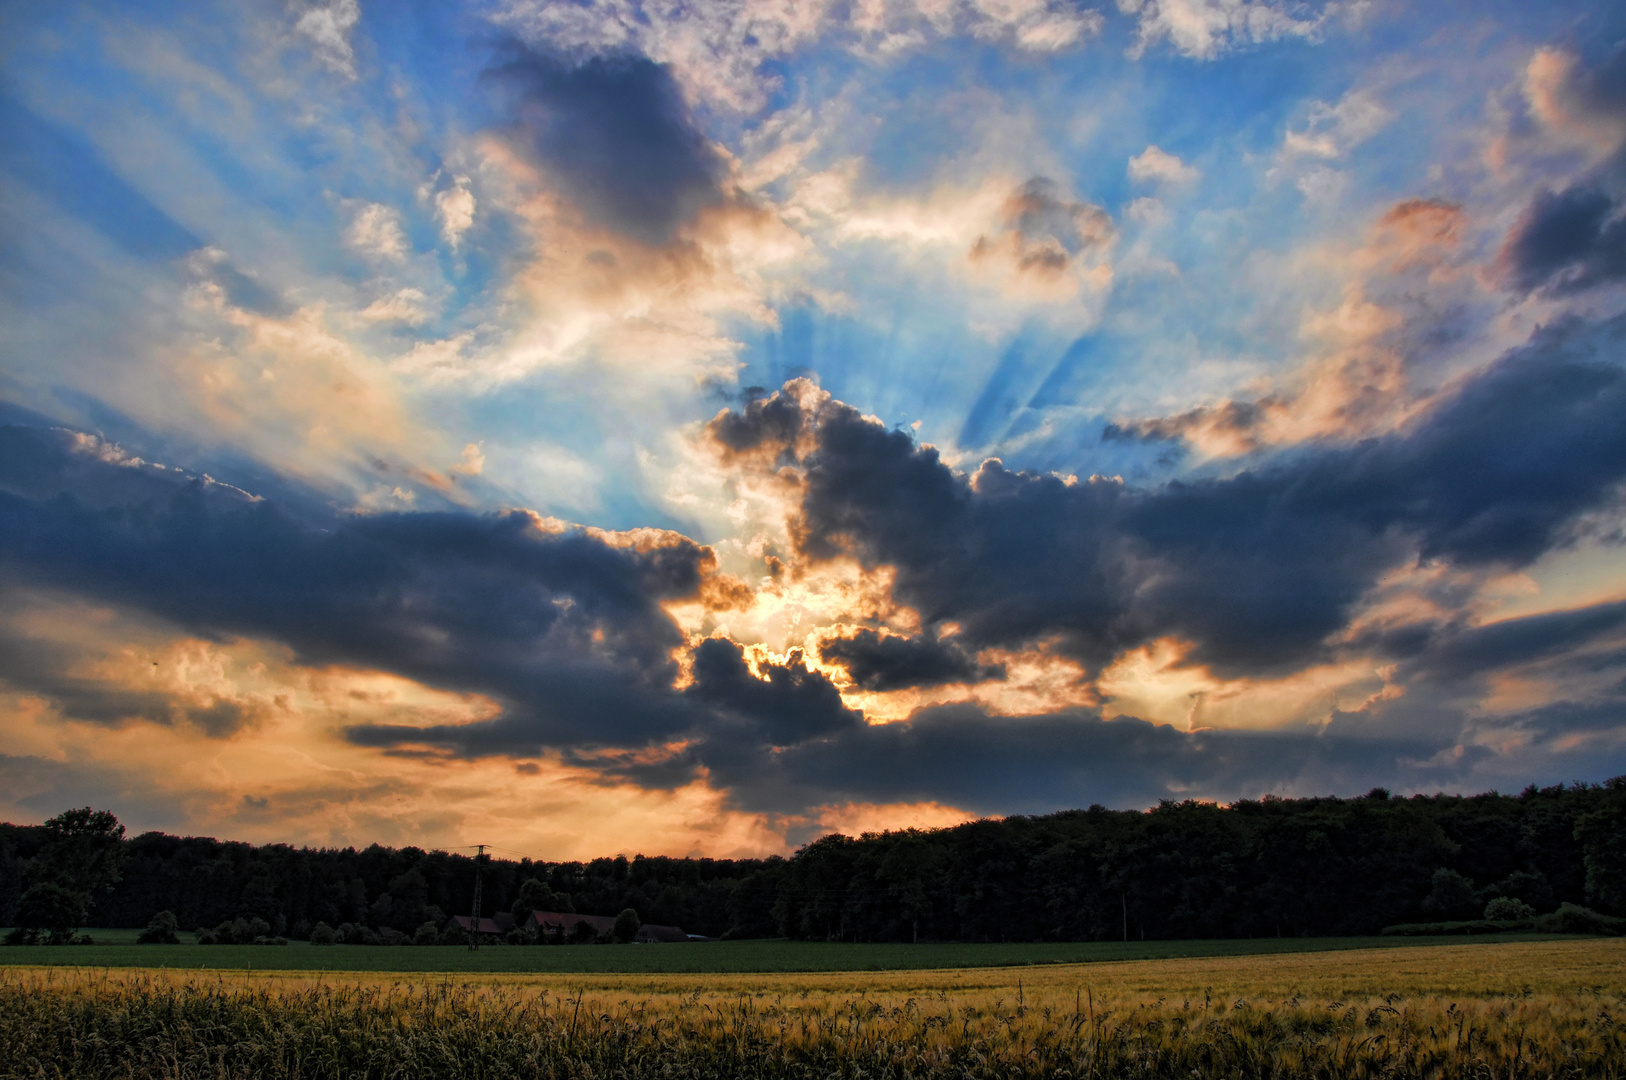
467, 843, 489, 952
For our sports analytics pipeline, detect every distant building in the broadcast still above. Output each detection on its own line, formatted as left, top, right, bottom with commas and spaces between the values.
634, 923, 688, 943
445, 915, 505, 936
523, 910, 692, 942
524, 910, 617, 939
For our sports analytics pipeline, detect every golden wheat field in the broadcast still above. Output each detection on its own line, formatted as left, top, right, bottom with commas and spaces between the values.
3, 938, 1623, 1078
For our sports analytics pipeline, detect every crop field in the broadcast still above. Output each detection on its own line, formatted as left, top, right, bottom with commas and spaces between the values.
2, 938, 1622, 1078
0, 931, 1572, 974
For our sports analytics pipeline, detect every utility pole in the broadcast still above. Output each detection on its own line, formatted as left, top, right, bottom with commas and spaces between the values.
468, 844, 489, 952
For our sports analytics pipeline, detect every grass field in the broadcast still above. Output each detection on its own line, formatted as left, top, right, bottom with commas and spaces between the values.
0, 930, 1575, 973
2, 938, 1622, 1077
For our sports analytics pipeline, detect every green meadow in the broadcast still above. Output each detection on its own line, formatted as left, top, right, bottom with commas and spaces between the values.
0, 930, 1573, 973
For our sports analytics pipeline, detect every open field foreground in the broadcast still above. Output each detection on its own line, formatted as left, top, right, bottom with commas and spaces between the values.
0, 932, 1581, 974
3, 939, 1622, 1079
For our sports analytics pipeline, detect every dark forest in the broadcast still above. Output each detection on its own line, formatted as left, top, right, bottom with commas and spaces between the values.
4, 779, 1623, 943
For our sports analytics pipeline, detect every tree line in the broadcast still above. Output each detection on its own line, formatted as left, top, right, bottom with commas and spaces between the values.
3, 779, 1622, 943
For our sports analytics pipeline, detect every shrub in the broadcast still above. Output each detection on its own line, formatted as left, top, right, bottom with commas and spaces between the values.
201, 917, 271, 945
341, 925, 382, 945
137, 911, 180, 944
567, 920, 598, 945
412, 922, 439, 946
1536, 903, 1625, 935
309, 922, 338, 946
440, 922, 469, 946
1484, 896, 1535, 921
378, 928, 412, 946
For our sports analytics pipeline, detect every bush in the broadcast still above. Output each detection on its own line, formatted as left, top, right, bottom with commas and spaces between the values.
137, 910, 180, 944
1536, 903, 1626, 936
340, 924, 381, 945
378, 927, 412, 946
309, 922, 338, 945
567, 920, 598, 945
197, 917, 273, 945
413, 922, 439, 946
440, 922, 469, 946
1484, 896, 1535, 921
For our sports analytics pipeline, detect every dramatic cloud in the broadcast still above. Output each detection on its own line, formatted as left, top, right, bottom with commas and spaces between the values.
709, 314, 1626, 676
486, 42, 731, 245
0, 424, 718, 749
5, 0, 1626, 848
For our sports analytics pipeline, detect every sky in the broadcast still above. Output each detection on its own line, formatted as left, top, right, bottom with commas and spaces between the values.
2, 0, 1625, 859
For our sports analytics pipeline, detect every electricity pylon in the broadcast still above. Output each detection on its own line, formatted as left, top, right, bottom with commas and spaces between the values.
468, 844, 489, 951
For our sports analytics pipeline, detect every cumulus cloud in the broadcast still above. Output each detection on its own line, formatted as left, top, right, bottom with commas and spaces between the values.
292, 0, 363, 79
1522, 44, 1626, 163
345, 202, 409, 261
709, 314, 1626, 678
485, 42, 731, 246
1119, 0, 1337, 60
818, 628, 1006, 691
359, 287, 431, 325
1128, 144, 1199, 186
435, 178, 476, 249
1494, 47, 1626, 297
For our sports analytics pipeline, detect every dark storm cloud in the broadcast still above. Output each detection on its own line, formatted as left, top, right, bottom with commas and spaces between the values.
685, 638, 859, 745
0, 424, 715, 748
486, 41, 729, 244
818, 629, 1005, 691
1375, 599, 1626, 682
1498, 184, 1626, 295
614, 702, 1485, 817
348, 637, 860, 761
710, 315, 1626, 678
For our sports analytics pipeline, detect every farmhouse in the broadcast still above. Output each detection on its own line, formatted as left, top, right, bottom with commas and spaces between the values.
444, 914, 510, 937
633, 923, 689, 943
525, 910, 616, 938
